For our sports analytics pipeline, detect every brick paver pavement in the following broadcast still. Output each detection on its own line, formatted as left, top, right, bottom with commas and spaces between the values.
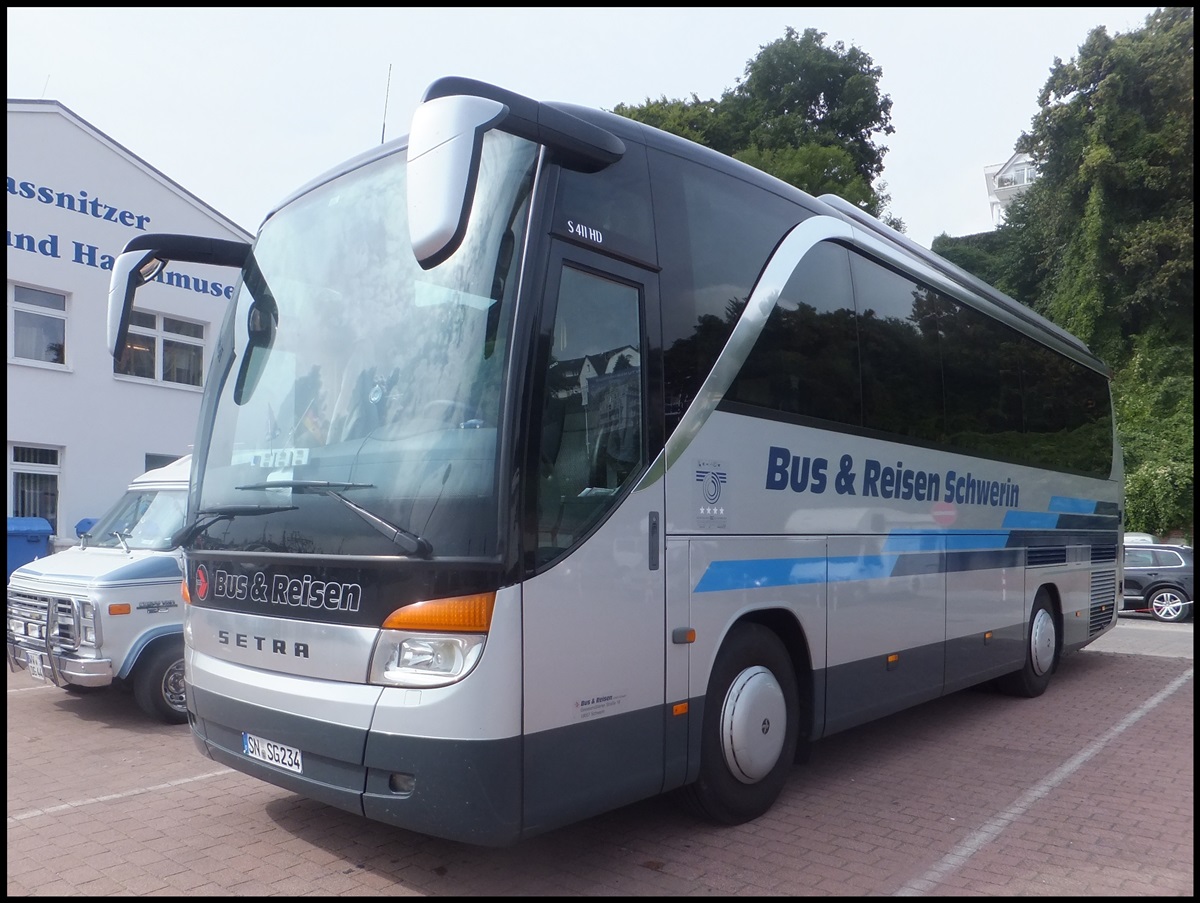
7, 616, 1192, 896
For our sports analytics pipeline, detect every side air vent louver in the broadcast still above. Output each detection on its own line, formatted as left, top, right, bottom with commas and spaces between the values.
1089, 570, 1117, 635
1091, 544, 1118, 563
1027, 546, 1067, 567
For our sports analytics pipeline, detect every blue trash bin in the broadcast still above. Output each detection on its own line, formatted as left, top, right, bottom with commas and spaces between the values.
7, 517, 53, 583
75, 517, 98, 538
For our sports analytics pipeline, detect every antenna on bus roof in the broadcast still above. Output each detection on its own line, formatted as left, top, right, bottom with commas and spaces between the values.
380, 64, 392, 145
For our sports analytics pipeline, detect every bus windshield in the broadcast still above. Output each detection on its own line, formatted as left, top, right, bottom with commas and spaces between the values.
193, 130, 538, 558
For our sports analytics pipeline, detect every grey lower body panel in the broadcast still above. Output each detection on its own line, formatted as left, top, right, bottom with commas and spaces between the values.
189, 684, 523, 846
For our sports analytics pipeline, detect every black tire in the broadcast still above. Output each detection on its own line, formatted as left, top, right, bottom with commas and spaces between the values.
995, 590, 1059, 698
1148, 588, 1191, 623
681, 623, 799, 825
64, 683, 107, 696
133, 642, 188, 724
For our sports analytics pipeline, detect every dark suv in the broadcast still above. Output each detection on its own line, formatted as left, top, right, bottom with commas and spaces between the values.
1121, 542, 1194, 623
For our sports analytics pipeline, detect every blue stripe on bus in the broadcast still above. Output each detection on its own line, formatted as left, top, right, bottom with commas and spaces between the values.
692, 520, 1120, 594
693, 557, 827, 592
883, 531, 1010, 552
1002, 511, 1060, 528
1048, 496, 1098, 514
695, 552, 951, 593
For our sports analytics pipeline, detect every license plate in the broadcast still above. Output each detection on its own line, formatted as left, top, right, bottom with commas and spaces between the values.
27, 652, 45, 682
242, 732, 303, 774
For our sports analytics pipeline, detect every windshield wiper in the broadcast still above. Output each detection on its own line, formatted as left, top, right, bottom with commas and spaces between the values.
236, 480, 373, 492
172, 504, 299, 547
111, 530, 131, 553
235, 480, 433, 557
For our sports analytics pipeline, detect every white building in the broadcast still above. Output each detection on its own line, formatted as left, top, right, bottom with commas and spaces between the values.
984, 151, 1039, 227
7, 98, 253, 550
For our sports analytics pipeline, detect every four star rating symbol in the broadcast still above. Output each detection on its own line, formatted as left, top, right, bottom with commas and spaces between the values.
700, 506, 725, 515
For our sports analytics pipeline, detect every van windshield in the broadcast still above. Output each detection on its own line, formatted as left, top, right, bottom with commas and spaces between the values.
86, 487, 187, 552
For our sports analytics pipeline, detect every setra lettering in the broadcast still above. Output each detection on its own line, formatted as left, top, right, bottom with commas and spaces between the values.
218, 629, 310, 658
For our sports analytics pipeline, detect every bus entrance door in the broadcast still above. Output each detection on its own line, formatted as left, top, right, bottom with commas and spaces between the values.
521, 246, 667, 834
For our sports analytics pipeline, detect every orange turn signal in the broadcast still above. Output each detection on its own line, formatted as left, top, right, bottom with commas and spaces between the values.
382, 592, 496, 633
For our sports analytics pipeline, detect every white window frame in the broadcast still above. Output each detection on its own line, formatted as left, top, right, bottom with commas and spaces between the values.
9, 443, 62, 537
7, 282, 69, 370
114, 308, 206, 388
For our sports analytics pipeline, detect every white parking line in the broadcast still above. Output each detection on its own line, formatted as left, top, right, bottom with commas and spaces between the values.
893, 668, 1194, 896
7, 768, 234, 822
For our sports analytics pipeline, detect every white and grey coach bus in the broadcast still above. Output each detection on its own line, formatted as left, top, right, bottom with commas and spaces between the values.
107, 77, 1123, 846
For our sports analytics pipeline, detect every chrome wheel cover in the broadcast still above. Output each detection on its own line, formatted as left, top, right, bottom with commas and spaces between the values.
720, 665, 787, 784
163, 660, 187, 712
1030, 607, 1057, 676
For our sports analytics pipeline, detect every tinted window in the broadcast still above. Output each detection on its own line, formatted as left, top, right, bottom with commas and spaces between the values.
1021, 341, 1113, 476
650, 149, 808, 435
534, 264, 644, 565
726, 241, 861, 426
552, 143, 656, 268
643, 149, 1112, 476
1125, 548, 1155, 567
850, 252, 944, 443
939, 296, 1025, 458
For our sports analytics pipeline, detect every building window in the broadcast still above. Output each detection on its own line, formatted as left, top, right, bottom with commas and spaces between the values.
115, 310, 205, 387
1012, 162, 1038, 186
10, 445, 61, 535
8, 283, 67, 365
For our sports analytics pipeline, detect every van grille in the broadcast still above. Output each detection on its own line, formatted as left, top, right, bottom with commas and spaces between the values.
6, 588, 81, 650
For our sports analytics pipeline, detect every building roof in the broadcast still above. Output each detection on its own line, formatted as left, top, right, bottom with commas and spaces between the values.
7, 97, 253, 240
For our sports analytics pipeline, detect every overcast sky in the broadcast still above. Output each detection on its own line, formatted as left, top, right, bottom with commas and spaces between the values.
7, 7, 1158, 247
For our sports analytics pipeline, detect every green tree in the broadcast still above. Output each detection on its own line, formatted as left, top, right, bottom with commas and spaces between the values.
612, 25, 895, 219
931, 230, 1010, 289
996, 7, 1194, 539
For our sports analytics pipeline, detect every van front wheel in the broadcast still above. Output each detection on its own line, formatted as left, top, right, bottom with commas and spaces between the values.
134, 642, 188, 724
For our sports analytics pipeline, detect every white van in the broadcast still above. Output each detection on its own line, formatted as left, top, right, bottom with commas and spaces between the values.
6, 456, 191, 723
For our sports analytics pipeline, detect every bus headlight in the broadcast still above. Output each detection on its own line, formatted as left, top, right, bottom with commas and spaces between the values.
369, 631, 486, 687
368, 592, 494, 688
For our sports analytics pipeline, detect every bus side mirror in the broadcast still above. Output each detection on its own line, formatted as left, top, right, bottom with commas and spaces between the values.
107, 249, 166, 358
407, 94, 507, 271
107, 234, 251, 359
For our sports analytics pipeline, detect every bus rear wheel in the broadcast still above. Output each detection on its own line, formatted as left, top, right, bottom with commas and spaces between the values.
682, 623, 799, 825
996, 590, 1058, 698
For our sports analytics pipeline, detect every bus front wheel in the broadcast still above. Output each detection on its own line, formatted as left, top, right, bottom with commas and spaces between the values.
682, 623, 799, 825
996, 590, 1059, 698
